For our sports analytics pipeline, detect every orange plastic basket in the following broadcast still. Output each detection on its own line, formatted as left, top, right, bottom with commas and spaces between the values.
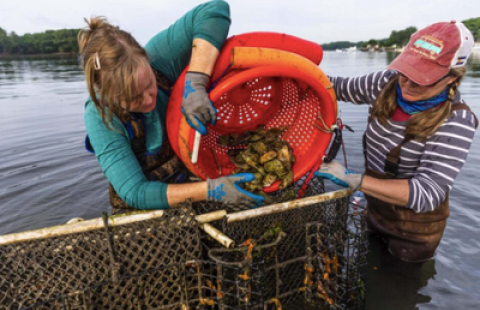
167, 36, 337, 193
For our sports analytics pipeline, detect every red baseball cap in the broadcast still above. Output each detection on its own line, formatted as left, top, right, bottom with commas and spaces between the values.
388, 21, 474, 85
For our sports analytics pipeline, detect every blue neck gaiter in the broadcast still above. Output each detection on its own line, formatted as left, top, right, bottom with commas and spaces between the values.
396, 83, 449, 115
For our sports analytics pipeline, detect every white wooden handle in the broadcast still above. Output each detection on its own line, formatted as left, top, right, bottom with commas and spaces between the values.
191, 131, 201, 164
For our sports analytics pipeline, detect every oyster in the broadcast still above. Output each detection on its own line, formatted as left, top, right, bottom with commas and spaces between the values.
275, 168, 289, 179
277, 145, 290, 163
268, 126, 287, 136
269, 141, 285, 151
230, 156, 249, 170
235, 154, 245, 163
279, 171, 294, 190
251, 173, 263, 185
264, 159, 284, 173
251, 142, 267, 155
227, 148, 246, 157
242, 153, 260, 168
220, 126, 297, 204
244, 182, 258, 192
259, 150, 277, 165
255, 166, 266, 176
263, 174, 278, 187
247, 133, 264, 143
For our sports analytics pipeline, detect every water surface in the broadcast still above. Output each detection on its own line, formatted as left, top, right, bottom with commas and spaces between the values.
0, 52, 479, 309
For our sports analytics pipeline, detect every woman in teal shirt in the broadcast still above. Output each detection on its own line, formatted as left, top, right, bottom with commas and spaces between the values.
80, 1, 264, 212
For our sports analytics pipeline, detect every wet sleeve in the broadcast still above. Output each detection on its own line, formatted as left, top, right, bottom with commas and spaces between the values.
145, 0, 231, 83
84, 103, 169, 210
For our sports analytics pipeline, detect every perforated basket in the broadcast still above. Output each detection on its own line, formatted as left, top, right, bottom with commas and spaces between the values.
167, 33, 337, 192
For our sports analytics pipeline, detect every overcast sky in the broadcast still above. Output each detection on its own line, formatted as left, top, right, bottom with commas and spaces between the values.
2, 0, 479, 45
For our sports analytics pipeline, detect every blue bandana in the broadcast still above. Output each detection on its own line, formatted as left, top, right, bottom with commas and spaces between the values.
395, 84, 449, 115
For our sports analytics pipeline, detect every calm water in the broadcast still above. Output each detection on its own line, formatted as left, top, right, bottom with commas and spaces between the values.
1, 52, 479, 309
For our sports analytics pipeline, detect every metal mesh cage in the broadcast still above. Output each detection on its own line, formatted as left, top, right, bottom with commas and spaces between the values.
0, 207, 204, 310
210, 198, 366, 310
0, 187, 366, 310
191, 175, 367, 310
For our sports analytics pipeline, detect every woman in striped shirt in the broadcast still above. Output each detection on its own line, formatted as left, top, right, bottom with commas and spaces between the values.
315, 21, 478, 262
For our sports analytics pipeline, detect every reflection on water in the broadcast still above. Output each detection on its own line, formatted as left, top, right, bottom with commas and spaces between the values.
0, 55, 108, 235
0, 55, 82, 84
366, 235, 436, 309
0, 53, 480, 309
385, 51, 399, 64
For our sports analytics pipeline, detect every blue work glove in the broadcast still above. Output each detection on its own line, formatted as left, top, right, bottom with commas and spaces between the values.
207, 173, 265, 208
314, 160, 363, 191
181, 72, 217, 135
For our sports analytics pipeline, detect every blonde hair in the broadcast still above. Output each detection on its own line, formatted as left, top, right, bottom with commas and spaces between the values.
372, 67, 466, 140
78, 17, 149, 127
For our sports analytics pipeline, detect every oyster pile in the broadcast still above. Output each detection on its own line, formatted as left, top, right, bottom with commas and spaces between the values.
218, 127, 296, 204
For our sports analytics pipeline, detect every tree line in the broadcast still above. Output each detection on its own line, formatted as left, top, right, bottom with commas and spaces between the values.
1, 17, 479, 54
0, 28, 79, 55
322, 17, 480, 51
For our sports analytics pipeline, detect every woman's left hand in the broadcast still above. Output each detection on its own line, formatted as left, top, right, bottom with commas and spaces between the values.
207, 173, 265, 208
314, 160, 363, 191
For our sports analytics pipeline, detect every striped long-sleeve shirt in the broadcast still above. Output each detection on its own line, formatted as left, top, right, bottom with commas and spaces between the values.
329, 70, 476, 213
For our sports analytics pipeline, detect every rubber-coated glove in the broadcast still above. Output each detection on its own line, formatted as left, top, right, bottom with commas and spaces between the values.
314, 160, 363, 191
207, 173, 265, 208
181, 72, 217, 135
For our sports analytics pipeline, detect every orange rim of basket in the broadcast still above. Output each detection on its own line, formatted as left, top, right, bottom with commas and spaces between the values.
178, 64, 336, 192
230, 47, 337, 111
177, 47, 337, 172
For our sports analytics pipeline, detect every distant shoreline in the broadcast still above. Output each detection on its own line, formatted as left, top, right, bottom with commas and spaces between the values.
0, 52, 77, 58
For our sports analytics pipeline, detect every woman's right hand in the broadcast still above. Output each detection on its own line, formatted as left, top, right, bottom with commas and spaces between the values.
181, 72, 217, 135
207, 173, 265, 208
314, 160, 363, 191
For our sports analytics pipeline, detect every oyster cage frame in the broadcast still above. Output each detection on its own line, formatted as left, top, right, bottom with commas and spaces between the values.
0, 188, 367, 310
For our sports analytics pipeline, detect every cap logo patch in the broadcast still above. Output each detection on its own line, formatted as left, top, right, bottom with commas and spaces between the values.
455, 56, 467, 66
411, 35, 444, 60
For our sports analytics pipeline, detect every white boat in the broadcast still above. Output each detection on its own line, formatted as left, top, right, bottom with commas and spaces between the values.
336, 46, 357, 53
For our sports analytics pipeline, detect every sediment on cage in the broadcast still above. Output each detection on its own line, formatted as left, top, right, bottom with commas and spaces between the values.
0, 190, 367, 310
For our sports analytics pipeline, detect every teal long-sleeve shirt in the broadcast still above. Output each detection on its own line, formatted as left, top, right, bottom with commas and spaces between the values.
84, 0, 231, 210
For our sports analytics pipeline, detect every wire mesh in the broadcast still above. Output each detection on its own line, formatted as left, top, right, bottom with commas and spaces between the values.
0, 207, 204, 310
193, 177, 367, 310
0, 183, 366, 310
